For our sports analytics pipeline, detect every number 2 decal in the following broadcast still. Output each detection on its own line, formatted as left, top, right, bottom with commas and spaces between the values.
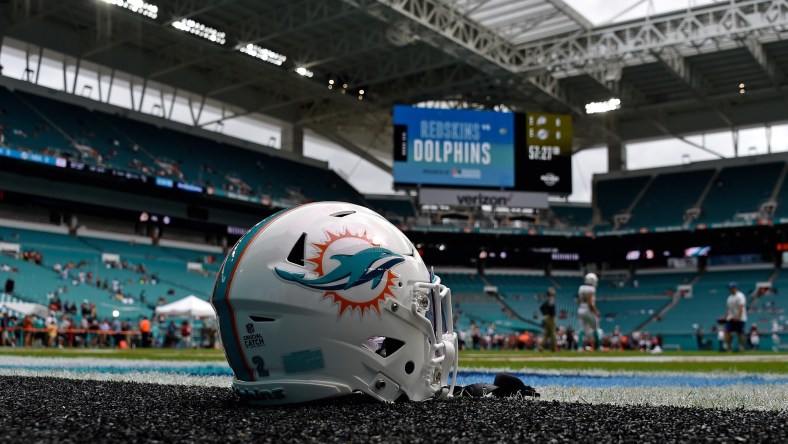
252, 356, 269, 377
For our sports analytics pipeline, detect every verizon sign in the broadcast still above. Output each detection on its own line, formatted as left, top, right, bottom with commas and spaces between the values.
419, 188, 548, 208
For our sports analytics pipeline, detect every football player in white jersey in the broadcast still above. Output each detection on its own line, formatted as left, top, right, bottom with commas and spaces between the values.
577, 273, 601, 350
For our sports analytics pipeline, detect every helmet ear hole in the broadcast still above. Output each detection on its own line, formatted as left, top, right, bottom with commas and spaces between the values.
362, 336, 405, 357
286, 232, 307, 266
405, 361, 415, 374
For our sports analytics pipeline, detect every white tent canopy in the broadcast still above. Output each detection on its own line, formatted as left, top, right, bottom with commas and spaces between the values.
0, 301, 50, 318
154, 295, 216, 318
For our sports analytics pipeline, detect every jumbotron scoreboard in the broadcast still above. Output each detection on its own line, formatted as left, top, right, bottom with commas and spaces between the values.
393, 106, 572, 194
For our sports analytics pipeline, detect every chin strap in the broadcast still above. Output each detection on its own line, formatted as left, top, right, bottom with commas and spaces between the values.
450, 373, 540, 398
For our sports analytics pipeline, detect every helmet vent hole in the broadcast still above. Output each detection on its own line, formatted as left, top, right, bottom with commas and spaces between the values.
286, 232, 307, 266
405, 361, 415, 374
330, 210, 355, 218
362, 336, 405, 358
249, 315, 275, 322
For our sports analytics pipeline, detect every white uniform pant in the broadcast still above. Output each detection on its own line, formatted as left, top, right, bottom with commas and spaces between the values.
577, 306, 599, 337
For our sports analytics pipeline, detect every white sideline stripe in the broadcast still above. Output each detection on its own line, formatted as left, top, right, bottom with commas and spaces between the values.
538, 384, 788, 412
459, 367, 788, 380
461, 355, 788, 363
0, 368, 232, 388
0, 355, 231, 368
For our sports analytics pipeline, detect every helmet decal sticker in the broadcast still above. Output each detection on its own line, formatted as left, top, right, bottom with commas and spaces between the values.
274, 228, 404, 316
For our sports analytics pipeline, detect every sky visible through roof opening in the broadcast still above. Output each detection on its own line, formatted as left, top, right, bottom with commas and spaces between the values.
1, 0, 786, 202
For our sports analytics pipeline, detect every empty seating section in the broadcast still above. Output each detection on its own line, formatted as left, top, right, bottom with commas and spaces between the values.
604, 272, 694, 297
485, 273, 552, 293
453, 292, 531, 334
597, 298, 670, 333
697, 162, 783, 223
595, 176, 651, 225
438, 273, 484, 293
16, 91, 153, 172
550, 205, 592, 227
626, 169, 714, 228
367, 198, 416, 223
0, 225, 219, 320
484, 274, 551, 328
0, 87, 75, 158
98, 114, 241, 190
0, 86, 364, 206
773, 172, 788, 219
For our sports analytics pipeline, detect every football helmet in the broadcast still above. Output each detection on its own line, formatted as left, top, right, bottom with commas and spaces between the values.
584, 272, 598, 287
211, 202, 458, 404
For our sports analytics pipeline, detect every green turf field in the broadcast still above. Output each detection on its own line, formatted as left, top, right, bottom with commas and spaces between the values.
1, 348, 785, 373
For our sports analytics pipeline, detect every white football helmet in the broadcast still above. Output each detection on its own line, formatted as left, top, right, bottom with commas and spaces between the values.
584, 272, 598, 287
211, 202, 458, 404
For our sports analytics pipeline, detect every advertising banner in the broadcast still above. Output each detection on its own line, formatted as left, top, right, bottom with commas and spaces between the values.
419, 187, 548, 208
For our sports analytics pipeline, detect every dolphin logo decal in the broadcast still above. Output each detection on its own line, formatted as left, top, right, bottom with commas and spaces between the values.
275, 247, 404, 291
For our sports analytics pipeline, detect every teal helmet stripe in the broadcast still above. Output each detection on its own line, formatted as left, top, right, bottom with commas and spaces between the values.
211, 209, 287, 382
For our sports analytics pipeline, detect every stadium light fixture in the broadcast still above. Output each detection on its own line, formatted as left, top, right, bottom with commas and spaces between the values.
295, 67, 314, 78
585, 98, 621, 114
101, 0, 158, 19
238, 43, 287, 66
172, 18, 226, 45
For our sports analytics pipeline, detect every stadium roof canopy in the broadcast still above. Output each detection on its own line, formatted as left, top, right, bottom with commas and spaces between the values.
2, 0, 788, 171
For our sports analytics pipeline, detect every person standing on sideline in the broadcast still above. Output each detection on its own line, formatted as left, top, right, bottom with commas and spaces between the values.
540, 287, 558, 351
139, 316, 151, 348
724, 281, 747, 352
577, 273, 601, 351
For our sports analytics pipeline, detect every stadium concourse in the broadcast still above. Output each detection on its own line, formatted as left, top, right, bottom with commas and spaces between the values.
1, 0, 788, 442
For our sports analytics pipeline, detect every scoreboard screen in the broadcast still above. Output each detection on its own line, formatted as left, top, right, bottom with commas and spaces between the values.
518, 112, 573, 193
393, 106, 573, 194
392, 106, 515, 188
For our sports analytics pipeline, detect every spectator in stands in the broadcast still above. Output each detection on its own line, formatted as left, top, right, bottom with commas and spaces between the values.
723, 281, 747, 352
121, 319, 132, 348
165, 320, 177, 347
4, 277, 14, 294
771, 319, 783, 352
540, 287, 558, 352
98, 319, 111, 347
139, 316, 151, 348
180, 320, 192, 349
471, 323, 480, 350
78, 316, 89, 347
0, 312, 8, 346
33, 315, 45, 347
111, 317, 122, 348
59, 315, 73, 348
696, 327, 712, 350
200, 316, 216, 349
749, 324, 760, 350
46, 319, 58, 348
